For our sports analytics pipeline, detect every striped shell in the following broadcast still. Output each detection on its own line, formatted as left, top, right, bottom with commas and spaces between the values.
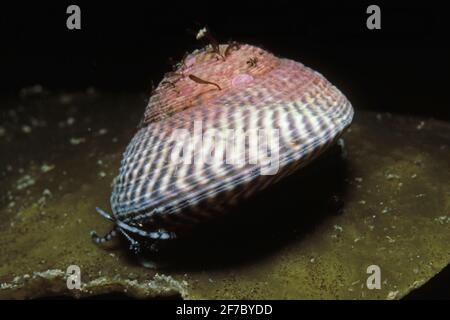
92, 43, 354, 252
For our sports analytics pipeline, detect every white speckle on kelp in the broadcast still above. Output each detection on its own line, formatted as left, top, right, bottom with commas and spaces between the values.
434, 216, 450, 225
387, 291, 399, 300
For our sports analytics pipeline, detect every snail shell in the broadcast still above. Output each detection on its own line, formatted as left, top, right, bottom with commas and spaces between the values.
91, 43, 354, 253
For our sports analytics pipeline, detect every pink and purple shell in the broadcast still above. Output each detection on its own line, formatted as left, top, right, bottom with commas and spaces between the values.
93, 43, 354, 248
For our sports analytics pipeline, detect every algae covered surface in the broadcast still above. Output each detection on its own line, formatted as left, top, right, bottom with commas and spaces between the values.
0, 90, 449, 299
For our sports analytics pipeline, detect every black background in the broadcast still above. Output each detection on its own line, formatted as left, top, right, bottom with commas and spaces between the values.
1, 0, 449, 119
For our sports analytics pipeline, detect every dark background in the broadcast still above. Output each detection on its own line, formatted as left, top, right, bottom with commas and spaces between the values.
1, 0, 449, 119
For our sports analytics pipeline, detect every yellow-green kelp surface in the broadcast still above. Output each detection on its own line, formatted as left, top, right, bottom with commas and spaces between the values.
0, 89, 449, 299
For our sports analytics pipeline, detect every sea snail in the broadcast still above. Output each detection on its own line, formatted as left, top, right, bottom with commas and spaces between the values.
91, 36, 354, 254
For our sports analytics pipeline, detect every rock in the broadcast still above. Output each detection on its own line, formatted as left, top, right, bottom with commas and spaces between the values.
0, 93, 449, 299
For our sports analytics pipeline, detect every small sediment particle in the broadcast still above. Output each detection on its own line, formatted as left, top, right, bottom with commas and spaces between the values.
21, 125, 32, 134
386, 235, 396, 243
387, 291, 399, 300
60, 94, 73, 105
416, 121, 425, 130
386, 173, 400, 180
16, 175, 35, 190
415, 193, 426, 198
0, 126, 5, 137
196, 27, 207, 40
19, 84, 44, 98
30, 117, 46, 128
337, 139, 347, 158
354, 177, 363, 183
67, 117, 76, 126
434, 216, 450, 225
98, 171, 106, 178
42, 189, 52, 197
41, 164, 55, 173
351, 280, 360, 286
70, 137, 86, 145
37, 194, 49, 208
98, 128, 108, 135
